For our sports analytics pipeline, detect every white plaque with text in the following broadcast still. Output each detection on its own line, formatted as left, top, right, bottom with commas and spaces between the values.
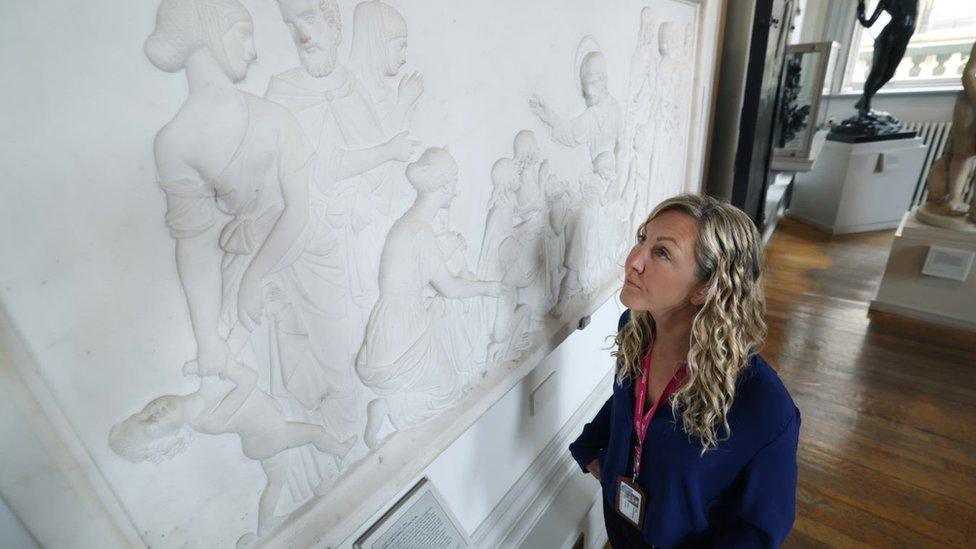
356, 479, 472, 549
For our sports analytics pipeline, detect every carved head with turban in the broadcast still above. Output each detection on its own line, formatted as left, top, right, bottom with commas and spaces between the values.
145, 0, 254, 82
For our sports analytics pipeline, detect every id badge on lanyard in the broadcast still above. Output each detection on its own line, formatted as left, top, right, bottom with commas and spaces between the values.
615, 348, 685, 531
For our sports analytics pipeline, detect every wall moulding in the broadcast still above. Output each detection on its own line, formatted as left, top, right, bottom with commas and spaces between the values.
0, 0, 721, 546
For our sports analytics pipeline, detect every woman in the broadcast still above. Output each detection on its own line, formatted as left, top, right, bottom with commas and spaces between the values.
569, 194, 800, 547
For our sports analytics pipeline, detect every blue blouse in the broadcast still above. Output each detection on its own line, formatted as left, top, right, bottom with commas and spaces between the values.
569, 310, 801, 547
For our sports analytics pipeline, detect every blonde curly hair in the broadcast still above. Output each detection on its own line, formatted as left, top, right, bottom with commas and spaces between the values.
613, 194, 767, 454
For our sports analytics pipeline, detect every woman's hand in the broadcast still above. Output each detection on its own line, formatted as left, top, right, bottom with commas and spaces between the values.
586, 459, 601, 481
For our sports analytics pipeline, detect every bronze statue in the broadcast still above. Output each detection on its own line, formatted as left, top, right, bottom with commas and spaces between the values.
855, 0, 918, 114
830, 0, 918, 139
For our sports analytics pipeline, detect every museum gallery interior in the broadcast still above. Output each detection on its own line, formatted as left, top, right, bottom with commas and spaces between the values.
1, 0, 974, 547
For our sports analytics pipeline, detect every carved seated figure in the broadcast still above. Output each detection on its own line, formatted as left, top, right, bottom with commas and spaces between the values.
109, 361, 354, 544
915, 40, 976, 230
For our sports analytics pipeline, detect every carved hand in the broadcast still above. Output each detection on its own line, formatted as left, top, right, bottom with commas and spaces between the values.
529, 94, 551, 124
384, 130, 420, 162
186, 341, 230, 379
397, 71, 425, 107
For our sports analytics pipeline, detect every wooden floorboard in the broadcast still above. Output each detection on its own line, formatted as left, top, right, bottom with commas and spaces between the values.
766, 217, 976, 548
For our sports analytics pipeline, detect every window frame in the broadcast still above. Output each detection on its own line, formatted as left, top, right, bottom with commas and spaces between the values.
832, 0, 968, 96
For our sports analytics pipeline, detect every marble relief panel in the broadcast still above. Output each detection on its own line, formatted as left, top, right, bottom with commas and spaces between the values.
0, 0, 709, 546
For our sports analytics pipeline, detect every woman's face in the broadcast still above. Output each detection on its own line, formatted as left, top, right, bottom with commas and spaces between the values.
621, 210, 706, 315
222, 20, 257, 83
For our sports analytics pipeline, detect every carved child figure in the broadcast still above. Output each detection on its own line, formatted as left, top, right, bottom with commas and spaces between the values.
109, 361, 354, 544
554, 151, 618, 316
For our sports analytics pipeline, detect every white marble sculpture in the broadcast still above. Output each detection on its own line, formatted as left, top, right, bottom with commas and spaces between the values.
145, 0, 312, 381
38, 2, 714, 546
529, 41, 622, 163
648, 21, 692, 209
350, 0, 425, 134
110, 361, 354, 545
543, 175, 581, 311
530, 38, 623, 314
916, 40, 976, 231
555, 151, 620, 317
264, 0, 424, 496
356, 147, 504, 450
128, 0, 386, 526
512, 130, 556, 330
619, 7, 657, 191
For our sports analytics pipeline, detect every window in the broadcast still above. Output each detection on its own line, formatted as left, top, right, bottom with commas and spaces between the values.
841, 0, 975, 92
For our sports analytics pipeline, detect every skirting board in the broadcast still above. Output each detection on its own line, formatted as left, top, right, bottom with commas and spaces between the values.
472, 369, 614, 548
869, 299, 976, 331
786, 211, 902, 235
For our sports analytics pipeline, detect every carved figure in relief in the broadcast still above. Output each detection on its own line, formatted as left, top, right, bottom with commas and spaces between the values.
512, 130, 554, 323
268, 0, 419, 319
356, 148, 504, 449
485, 233, 535, 366
144, 0, 312, 386
529, 44, 622, 163
473, 158, 522, 367
477, 158, 521, 281
620, 7, 657, 187
513, 130, 548, 223
350, 0, 424, 133
264, 0, 420, 491
648, 21, 689, 211
555, 151, 618, 316
544, 176, 580, 311
109, 360, 354, 545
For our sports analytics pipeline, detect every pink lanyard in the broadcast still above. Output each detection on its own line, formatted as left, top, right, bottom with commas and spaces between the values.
632, 346, 687, 480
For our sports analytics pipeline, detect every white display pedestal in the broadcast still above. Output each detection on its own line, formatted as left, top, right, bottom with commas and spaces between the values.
870, 210, 976, 331
787, 136, 926, 234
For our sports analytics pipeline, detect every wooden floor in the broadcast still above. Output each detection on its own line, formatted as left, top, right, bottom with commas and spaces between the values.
763, 217, 976, 548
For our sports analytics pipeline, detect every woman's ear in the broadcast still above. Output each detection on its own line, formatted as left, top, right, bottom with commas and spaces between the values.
690, 283, 708, 306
